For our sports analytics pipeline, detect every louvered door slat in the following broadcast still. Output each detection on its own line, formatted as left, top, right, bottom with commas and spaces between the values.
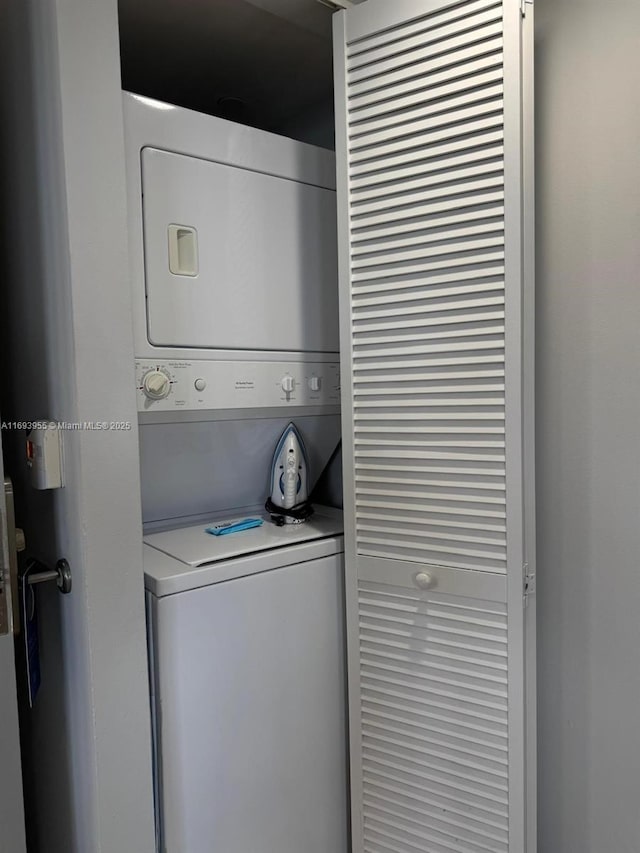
349, 31, 503, 99
347, 0, 501, 60
353, 245, 504, 274
351, 150, 504, 193
358, 581, 509, 853
349, 71, 504, 126
352, 203, 504, 237
349, 13, 503, 85
334, 0, 534, 850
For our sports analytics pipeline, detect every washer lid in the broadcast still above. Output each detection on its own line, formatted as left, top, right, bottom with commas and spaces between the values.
144, 510, 343, 568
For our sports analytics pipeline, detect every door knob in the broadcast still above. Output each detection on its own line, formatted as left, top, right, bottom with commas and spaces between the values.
26, 558, 72, 594
414, 572, 435, 590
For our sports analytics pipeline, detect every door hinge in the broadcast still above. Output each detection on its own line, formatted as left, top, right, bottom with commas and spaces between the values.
521, 0, 533, 17
523, 563, 536, 602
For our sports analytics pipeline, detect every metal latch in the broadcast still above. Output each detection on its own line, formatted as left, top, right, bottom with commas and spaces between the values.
523, 562, 536, 602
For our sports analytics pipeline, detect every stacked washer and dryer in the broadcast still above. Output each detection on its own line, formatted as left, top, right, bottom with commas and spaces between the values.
123, 92, 348, 852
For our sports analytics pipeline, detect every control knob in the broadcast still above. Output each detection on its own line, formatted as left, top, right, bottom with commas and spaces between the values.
281, 375, 295, 394
142, 370, 171, 400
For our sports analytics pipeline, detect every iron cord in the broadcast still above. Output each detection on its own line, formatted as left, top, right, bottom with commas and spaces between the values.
264, 497, 315, 526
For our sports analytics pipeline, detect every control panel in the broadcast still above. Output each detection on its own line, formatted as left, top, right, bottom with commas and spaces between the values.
135, 360, 341, 413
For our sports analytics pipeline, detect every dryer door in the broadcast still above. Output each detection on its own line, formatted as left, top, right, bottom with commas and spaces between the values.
141, 147, 339, 354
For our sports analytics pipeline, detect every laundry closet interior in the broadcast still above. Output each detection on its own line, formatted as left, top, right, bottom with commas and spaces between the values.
117, 0, 536, 850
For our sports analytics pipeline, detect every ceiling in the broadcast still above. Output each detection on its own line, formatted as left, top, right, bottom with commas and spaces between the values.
118, 0, 349, 139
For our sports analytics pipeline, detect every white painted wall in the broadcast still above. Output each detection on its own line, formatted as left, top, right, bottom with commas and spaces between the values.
0, 1, 155, 851
536, 1, 640, 850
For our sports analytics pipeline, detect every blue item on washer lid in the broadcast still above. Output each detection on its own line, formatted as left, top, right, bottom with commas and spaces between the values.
206, 518, 264, 537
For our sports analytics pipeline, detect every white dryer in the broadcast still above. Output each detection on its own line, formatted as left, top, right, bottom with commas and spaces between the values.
144, 509, 348, 853
122, 92, 341, 419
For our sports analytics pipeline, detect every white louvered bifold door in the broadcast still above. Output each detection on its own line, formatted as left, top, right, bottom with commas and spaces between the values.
333, 1, 535, 851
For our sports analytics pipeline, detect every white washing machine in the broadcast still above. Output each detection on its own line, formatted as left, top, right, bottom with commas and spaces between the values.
144, 509, 348, 853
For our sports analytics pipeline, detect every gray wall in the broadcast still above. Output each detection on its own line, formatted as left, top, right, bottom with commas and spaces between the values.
139, 415, 342, 524
0, 1, 155, 851
275, 98, 336, 149
536, 1, 640, 850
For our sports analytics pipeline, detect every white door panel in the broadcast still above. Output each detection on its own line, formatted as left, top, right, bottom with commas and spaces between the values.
334, 0, 535, 850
